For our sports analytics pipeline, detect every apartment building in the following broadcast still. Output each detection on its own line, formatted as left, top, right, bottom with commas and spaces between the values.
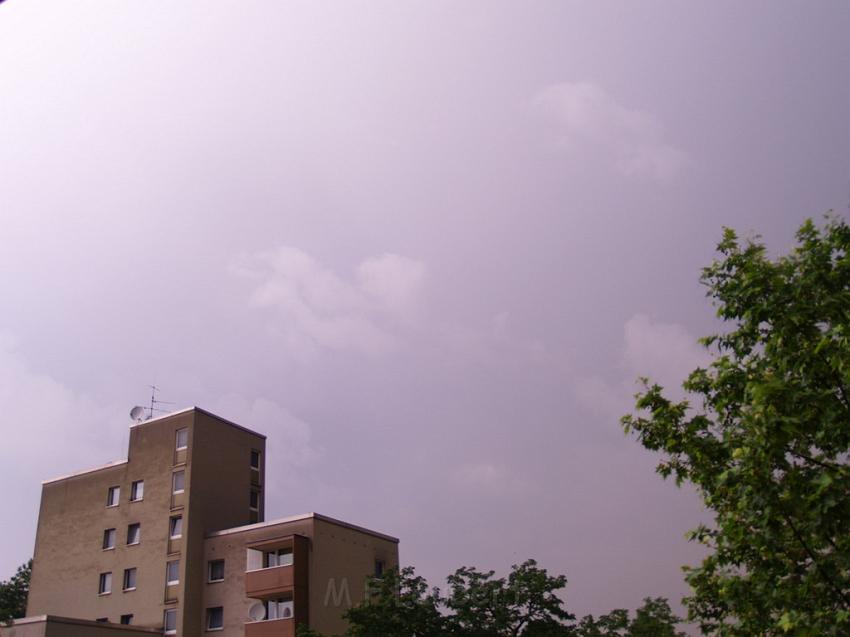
3, 408, 398, 637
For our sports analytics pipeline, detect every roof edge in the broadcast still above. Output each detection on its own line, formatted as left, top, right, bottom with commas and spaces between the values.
42, 459, 129, 485
6, 615, 160, 632
206, 512, 399, 543
129, 406, 267, 439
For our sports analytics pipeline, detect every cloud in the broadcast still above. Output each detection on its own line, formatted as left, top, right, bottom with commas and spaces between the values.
573, 314, 710, 423
453, 461, 528, 495
232, 247, 426, 355
532, 82, 689, 183
622, 313, 711, 391
210, 394, 322, 472
0, 331, 126, 576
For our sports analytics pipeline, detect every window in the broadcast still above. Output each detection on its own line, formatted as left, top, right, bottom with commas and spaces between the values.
374, 559, 385, 577
95, 618, 108, 623
206, 607, 223, 631
208, 559, 224, 582
123, 568, 137, 591
106, 486, 120, 507
130, 480, 144, 501
264, 548, 293, 568
266, 598, 293, 620
175, 428, 188, 450
249, 490, 259, 511
120, 615, 133, 625
172, 470, 185, 494
98, 572, 112, 595
169, 515, 183, 539
164, 608, 177, 635
127, 523, 141, 545
103, 528, 116, 550
250, 450, 261, 470
166, 560, 180, 586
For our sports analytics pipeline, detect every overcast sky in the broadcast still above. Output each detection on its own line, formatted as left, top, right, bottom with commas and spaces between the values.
2, 0, 850, 627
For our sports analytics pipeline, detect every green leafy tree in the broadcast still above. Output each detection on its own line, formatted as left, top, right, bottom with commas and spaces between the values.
575, 599, 684, 637
445, 559, 574, 636
628, 598, 686, 637
574, 609, 629, 636
0, 560, 31, 623
623, 217, 850, 635
344, 566, 445, 637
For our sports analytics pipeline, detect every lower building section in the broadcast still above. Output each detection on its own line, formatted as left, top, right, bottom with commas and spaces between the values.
0, 616, 161, 637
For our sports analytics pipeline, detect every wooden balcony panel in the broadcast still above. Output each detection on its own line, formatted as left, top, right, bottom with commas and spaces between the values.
245, 618, 295, 637
245, 565, 294, 598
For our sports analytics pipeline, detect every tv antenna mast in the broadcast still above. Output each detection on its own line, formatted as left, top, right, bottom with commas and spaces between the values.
129, 385, 175, 422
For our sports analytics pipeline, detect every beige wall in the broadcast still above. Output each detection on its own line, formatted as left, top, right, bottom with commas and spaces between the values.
27, 408, 266, 637
201, 514, 399, 637
23, 408, 394, 637
25, 406, 184, 631
309, 517, 398, 636
181, 410, 266, 637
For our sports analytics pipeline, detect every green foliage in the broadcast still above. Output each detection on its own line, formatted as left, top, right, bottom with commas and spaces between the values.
575, 598, 685, 637
444, 559, 574, 636
302, 559, 683, 637
0, 560, 31, 623
622, 217, 850, 635
344, 566, 444, 637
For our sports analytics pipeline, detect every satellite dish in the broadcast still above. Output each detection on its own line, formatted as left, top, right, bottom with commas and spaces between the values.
248, 603, 266, 622
130, 406, 146, 422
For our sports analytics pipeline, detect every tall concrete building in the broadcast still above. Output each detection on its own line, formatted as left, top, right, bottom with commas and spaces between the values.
5, 408, 398, 637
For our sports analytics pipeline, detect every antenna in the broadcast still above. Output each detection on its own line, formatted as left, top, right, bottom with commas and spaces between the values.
147, 384, 175, 419
130, 406, 146, 422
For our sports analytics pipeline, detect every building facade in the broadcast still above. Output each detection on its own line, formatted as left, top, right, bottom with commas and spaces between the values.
8, 408, 398, 637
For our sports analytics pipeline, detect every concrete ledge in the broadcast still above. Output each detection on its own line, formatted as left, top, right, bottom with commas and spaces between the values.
0, 616, 161, 637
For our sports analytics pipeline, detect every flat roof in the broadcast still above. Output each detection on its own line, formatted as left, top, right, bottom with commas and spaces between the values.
43, 406, 266, 484
130, 405, 267, 439
5, 615, 160, 633
207, 512, 400, 544
43, 459, 128, 485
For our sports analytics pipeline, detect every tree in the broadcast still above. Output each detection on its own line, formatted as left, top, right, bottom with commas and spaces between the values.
343, 566, 445, 637
622, 217, 850, 634
445, 559, 574, 636
0, 560, 31, 623
574, 598, 685, 637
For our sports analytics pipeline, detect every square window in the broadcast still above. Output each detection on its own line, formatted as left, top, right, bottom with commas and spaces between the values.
249, 490, 259, 511
175, 428, 188, 450
208, 559, 224, 582
172, 470, 185, 494
98, 572, 112, 595
166, 560, 180, 586
130, 480, 144, 501
103, 528, 116, 550
106, 486, 120, 507
250, 450, 261, 470
206, 607, 223, 631
164, 608, 177, 634
123, 567, 137, 591
127, 523, 141, 545
169, 516, 183, 539
120, 615, 133, 625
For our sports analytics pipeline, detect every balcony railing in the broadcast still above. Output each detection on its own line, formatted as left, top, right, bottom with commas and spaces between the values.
244, 618, 295, 637
245, 564, 294, 598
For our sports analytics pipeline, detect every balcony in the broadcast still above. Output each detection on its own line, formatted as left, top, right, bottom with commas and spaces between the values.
245, 564, 294, 599
245, 618, 295, 637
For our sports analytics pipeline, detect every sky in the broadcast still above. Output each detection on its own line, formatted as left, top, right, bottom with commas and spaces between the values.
1, 0, 850, 628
